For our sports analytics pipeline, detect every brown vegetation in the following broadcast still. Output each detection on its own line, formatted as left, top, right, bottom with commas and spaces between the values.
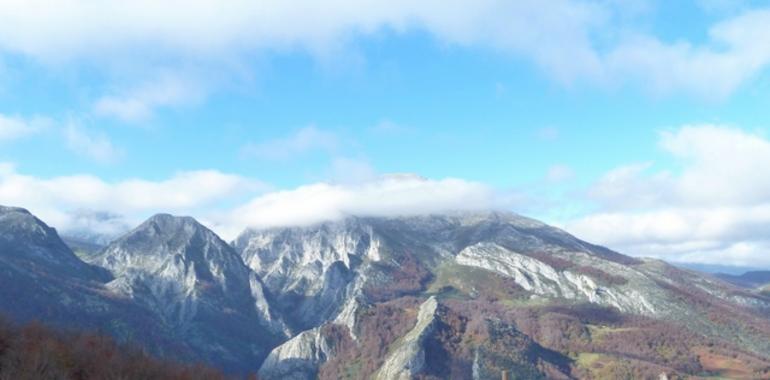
363, 253, 433, 302
0, 316, 230, 380
695, 346, 770, 379
573, 266, 628, 286
318, 297, 423, 379
525, 251, 572, 271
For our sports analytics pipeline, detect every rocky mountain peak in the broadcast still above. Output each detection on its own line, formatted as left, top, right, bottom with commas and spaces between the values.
100, 213, 244, 272
94, 213, 255, 293
0, 205, 31, 214
125, 213, 214, 245
0, 204, 106, 281
90, 212, 287, 369
0, 206, 59, 245
144, 212, 199, 229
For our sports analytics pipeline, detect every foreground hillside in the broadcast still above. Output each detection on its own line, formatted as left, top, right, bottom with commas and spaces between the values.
0, 316, 225, 379
2, 205, 770, 379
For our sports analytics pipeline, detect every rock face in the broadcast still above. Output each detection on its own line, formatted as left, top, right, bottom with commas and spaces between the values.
375, 296, 438, 380
258, 327, 333, 380
234, 219, 380, 331
455, 242, 659, 315
91, 214, 286, 371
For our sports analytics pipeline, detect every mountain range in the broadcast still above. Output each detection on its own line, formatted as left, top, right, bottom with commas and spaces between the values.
1, 205, 769, 379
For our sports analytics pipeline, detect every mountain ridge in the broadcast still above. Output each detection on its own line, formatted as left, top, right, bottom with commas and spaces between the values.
2, 205, 770, 378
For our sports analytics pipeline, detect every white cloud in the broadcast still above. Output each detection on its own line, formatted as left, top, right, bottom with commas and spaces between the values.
660, 125, 770, 205
546, 165, 575, 183
222, 174, 507, 237
0, 164, 510, 242
64, 124, 123, 163
605, 10, 770, 98
0, 114, 49, 141
0, 1, 599, 62
567, 125, 770, 267
0, 165, 266, 239
1, 1, 769, 98
93, 73, 204, 122
241, 125, 339, 160
587, 162, 672, 210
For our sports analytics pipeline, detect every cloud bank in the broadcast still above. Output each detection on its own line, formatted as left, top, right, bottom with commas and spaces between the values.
0, 166, 266, 240
225, 174, 502, 233
568, 125, 770, 267
0, 166, 507, 241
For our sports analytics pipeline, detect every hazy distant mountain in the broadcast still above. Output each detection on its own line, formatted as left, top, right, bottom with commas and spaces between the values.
716, 271, 770, 289
60, 209, 131, 246
2, 205, 770, 378
62, 235, 106, 260
674, 262, 767, 275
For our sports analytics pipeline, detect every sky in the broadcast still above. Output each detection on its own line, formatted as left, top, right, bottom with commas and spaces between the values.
1, 0, 770, 267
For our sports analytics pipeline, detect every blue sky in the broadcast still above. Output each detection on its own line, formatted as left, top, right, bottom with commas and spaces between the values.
1, 0, 770, 267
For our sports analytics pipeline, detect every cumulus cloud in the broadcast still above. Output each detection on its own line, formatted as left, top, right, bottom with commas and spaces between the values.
0, 114, 50, 141
0, 1, 600, 63
0, 165, 266, 239
62, 209, 132, 244
567, 125, 770, 267
93, 73, 204, 122
240, 125, 340, 160
605, 9, 770, 98
0, 1, 769, 98
64, 124, 124, 163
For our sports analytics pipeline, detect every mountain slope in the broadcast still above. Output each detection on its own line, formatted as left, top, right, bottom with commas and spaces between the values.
0, 206, 203, 364
237, 212, 770, 379
3, 206, 770, 378
0, 206, 108, 282
90, 213, 287, 371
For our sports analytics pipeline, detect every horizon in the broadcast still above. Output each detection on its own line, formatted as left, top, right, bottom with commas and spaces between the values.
3, 1, 770, 268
